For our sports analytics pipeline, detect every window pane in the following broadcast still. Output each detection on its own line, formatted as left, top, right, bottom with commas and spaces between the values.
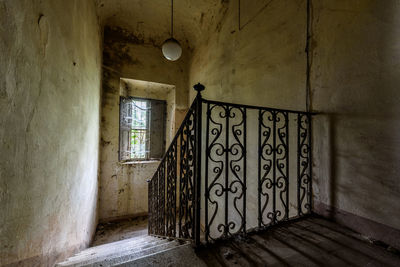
120, 97, 165, 161
130, 129, 147, 159
132, 100, 147, 129
130, 100, 149, 159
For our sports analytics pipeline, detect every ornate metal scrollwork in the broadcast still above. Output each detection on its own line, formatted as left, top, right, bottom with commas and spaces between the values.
148, 96, 199, 242
148, 86, 314, 246
298, 114, 312, 215
276, 111, 289, 222
179, 109, 196, 239
158, 163, 165, 235
179, 126, 188, 238
258, 110, 289, 227
166, 141, 177, 237
205, 103, 246, 242
148, 179, 153, 234
153, 169, 159, 235
258, 109, 274, 227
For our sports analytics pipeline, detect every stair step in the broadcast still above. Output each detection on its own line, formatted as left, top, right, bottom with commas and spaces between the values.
116, 243, 206, 267
74, 236, 161, 257
86, 240, 186, 267
56, 238, 182, 267
63, 239, 168, 265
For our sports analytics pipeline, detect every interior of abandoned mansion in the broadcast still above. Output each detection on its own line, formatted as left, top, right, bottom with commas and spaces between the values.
1, 0, 400, 266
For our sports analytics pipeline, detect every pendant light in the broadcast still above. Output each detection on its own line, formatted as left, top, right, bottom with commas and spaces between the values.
162, 0, 182, 61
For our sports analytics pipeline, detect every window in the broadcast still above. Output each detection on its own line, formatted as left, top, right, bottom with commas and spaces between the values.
119, 97, 166, 161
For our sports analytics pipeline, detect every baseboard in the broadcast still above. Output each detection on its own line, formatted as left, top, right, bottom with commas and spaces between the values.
314, 201, 400, 251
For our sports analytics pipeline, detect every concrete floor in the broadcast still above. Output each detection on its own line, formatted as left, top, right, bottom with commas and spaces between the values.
91, 216, 148, 246
91, 216, 400, 266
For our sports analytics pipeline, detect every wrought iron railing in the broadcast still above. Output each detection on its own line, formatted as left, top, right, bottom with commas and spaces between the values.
148, 83, 203, 245
148, 84, 313, 246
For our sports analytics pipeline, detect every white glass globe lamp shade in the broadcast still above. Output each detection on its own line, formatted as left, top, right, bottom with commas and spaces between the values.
162, 38, 182, 61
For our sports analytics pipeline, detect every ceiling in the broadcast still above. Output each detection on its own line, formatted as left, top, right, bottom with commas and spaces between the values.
95, 0, 226, 49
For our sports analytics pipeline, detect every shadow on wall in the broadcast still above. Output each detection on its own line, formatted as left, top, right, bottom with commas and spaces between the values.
311, 0, 400, 235
313, 114, 337, 218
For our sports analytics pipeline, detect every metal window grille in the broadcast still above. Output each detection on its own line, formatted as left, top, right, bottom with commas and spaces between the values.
119, 97, 166, 161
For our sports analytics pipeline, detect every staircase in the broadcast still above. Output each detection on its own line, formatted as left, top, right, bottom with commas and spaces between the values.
58, 83, 316, 266
56, 217, 400, 267
55, 84, 400, 266
56, 235, 204, 267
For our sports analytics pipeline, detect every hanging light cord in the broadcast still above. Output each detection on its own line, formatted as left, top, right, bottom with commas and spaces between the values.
171, 0, 174, 38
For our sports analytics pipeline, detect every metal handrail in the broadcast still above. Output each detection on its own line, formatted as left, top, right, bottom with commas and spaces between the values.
148, 83, 203, 246
148, 83, 314, 246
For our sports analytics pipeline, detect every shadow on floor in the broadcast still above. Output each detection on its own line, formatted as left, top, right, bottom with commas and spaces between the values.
89, 215, 400, 266
194, 216, 400, 267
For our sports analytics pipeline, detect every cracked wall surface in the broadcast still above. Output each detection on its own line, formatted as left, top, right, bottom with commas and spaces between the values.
0, 0, 101, 265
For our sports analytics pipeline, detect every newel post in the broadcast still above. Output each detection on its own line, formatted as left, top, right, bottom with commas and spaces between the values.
193, 83, 204, 247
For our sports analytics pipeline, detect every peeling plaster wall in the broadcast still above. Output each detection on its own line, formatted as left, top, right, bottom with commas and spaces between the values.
0, 0, 101, 266
99, 26, 189, 221
112, 80, 175, 218
189, 0, 400, 244
95, 0, 224, 52
120, 79, 176, 146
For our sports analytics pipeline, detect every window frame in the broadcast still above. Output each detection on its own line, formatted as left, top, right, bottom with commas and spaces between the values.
118, 96, 166, 162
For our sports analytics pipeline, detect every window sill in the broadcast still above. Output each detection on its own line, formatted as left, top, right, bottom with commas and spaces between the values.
119, 160, 161, 165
